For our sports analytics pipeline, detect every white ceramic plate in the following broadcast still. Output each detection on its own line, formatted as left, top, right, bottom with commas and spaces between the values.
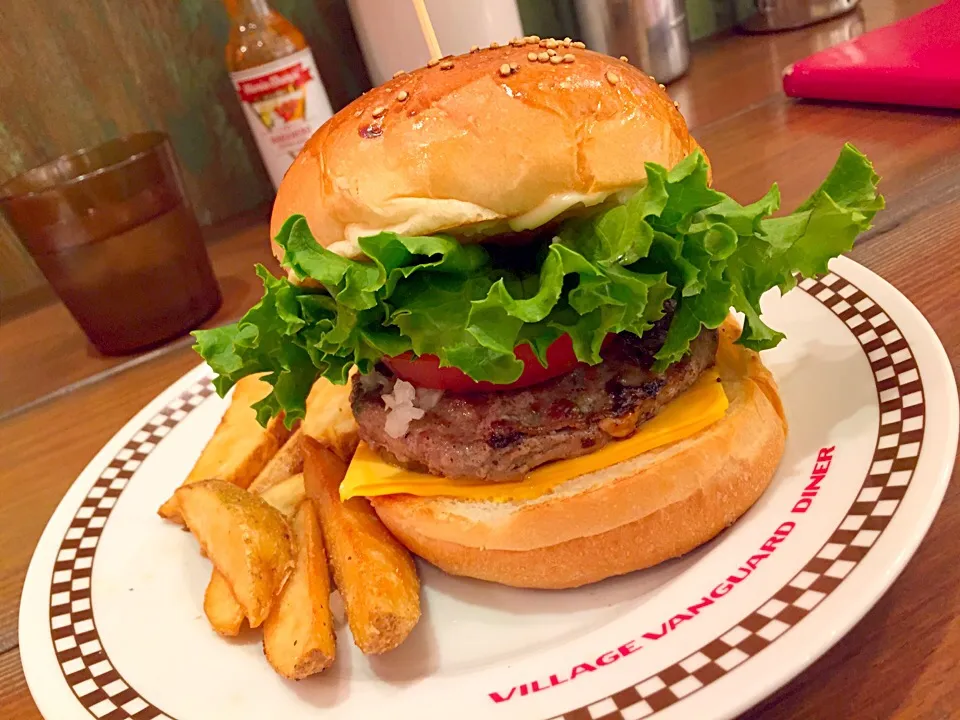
20, 257, 957, 720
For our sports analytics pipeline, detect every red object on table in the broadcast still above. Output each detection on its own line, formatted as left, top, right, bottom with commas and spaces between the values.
782, 0, 960, 109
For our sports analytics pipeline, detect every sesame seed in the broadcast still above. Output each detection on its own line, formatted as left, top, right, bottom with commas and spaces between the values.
620, 55, 629, 62
658, 83, 666, 90
396, 90, 409, 102
572, 41, 586, 49
563, 53, 575, 63
562, 39, 572, 47
674, 101, 680, 108
470, 44, 480, 53
547, 49, 557, 57
372, 105, 387, 118
427, 58, 439, 67
511, 37, 524, 47
550, 55, 563, 64
527, 51, 538, 61
537, 52, 550, 62
489, 41, 500, 48
393, 70, 405, 78
528, 35, 541, 43
510, 62, 519, 71
606, 71, 620, 85
440, 60, 454, 70
649, 74, 656, 80
563, 37, 572, 43
499, 63, 512, 77
539, 39, 548, 47
545, 38, 559, 48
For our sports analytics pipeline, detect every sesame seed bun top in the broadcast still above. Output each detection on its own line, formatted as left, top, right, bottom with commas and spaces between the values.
270, 38, 705, 261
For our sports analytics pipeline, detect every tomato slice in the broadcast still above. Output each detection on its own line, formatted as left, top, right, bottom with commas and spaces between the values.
383, 334, 584, 392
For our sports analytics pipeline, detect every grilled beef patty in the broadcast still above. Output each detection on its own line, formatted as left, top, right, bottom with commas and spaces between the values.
351, 321, 719, 481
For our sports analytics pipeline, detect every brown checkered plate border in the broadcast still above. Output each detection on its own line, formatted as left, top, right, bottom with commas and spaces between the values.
47, 380, 216, 720
42, 270, 925, 720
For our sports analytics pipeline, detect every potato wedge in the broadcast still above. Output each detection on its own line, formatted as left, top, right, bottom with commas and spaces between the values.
263, 500, 336, 678
303, 438, 420, 654
248, 429, 304, 494
204, 570, 245, 636
258, 472, 307, 519
159, 375, 292, 523
303, 377, 359, 462
177, 480, 294, 628
201, 472, 307, 634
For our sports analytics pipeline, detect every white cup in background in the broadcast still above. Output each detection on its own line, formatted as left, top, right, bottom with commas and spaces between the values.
348, 0, 525, 85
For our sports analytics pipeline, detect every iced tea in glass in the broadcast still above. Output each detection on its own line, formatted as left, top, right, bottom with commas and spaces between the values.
0, 132, 222, 355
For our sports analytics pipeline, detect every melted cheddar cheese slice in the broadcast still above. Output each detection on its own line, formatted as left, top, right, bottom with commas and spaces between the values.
341, 368, 728, 503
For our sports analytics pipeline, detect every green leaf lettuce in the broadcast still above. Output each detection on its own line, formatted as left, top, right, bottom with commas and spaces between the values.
194, 143, 882, 426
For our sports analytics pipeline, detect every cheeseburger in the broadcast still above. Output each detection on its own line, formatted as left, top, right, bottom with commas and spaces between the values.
195, 41, 882, 589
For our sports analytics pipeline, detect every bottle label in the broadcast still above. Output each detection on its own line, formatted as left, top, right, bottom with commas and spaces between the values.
230, 48, 333, 190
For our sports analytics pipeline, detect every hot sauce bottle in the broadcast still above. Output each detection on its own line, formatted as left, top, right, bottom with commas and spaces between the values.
223, 0, 333, 189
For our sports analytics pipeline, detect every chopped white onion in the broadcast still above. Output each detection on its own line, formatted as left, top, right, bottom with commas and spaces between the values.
381, 379, 444, 439
383, 403, 424, 438
416, 387, 444, 411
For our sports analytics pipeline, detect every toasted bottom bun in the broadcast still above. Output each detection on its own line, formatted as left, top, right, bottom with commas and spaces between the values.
371, 319, 787, 589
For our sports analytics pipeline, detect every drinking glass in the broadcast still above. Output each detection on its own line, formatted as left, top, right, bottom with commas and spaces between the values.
1, 132, 222, 355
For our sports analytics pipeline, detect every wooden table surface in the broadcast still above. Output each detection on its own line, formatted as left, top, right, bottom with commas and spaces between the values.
2, 0, 958, 716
